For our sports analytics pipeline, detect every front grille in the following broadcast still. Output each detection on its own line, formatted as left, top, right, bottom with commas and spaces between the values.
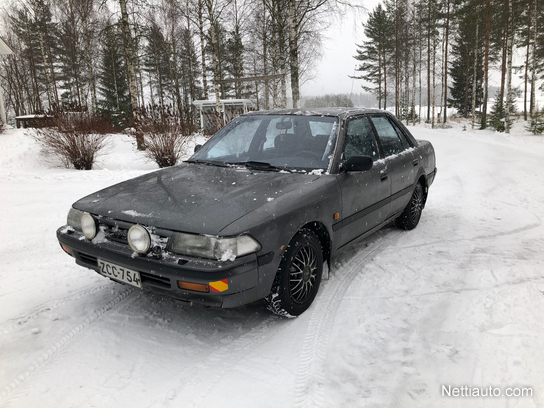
79, 253, 98, 266
102, 225, 129, 244
140, 272, 171, 289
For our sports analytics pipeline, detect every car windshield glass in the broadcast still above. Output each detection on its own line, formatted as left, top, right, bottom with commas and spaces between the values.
189, 115, 339, 170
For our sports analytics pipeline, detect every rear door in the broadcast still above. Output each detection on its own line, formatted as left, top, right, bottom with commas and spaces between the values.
369, 115, 416, 218
336, 116, 390, 247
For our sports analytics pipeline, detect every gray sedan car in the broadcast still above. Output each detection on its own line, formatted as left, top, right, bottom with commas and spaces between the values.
57, 108, 437, 317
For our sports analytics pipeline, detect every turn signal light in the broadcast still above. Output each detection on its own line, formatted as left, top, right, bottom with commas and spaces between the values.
178, 281, 210, 293
60, 244, 72, 256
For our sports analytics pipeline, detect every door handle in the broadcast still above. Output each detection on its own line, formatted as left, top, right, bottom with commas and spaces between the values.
380, 171, 388, 181
413, 159, 419, 166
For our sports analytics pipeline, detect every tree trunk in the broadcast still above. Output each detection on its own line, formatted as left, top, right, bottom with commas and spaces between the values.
530, 0, 537, 117
171, 0, 183, 120
412, 26, 417, 126
198, 0, 209, 99
427, 0, 431, 121
443, 0, 450, 123
384, 56, 387, 110
523, 0, 531, 121
432, 33, 436, 128
288, 0, 299, 108
36, 23, 55, 109
500, 26, 507, 101
504, 0, 513, 133
119, 0, 144, 149
271, 25, 278, 108
262, 3, 269, 110
471, 21, 479, 129
83, 21, 97, 112
482, 0, 490, 128
206, 0, 222, 131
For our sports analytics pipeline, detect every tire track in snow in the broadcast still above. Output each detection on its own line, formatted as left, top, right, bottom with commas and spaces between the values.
0, 287, 135, 407
293, 229, 402, 408
0, 283, 111, 336
148, 315, 293, 408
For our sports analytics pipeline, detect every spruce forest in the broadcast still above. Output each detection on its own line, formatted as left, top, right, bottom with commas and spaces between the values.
0, 0, 543, 137
354, 0, 544, 133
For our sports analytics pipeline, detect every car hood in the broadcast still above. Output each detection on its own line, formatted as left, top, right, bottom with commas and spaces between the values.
73, 162, 321, 235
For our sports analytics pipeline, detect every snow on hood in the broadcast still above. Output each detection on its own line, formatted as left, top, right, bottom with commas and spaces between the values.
73, 162, 320, 235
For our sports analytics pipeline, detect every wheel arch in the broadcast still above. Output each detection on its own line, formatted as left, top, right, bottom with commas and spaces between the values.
417, 174, 429, 207
300, 221, 331, 268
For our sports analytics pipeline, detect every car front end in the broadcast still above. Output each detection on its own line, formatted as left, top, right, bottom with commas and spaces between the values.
57, 207, 275, 308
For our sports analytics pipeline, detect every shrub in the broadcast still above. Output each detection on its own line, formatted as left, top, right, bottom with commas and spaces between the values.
139, 105, 191, 168
488, 89, 519, 132
525, 107, 544, 135
33, 111, 110, 170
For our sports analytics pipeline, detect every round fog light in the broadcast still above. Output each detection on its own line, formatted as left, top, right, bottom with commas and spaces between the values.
81, 212, 97, 240
128, 225, 151, 254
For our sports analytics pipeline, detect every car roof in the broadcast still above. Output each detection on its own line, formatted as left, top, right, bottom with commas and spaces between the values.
244, 107, 391, 119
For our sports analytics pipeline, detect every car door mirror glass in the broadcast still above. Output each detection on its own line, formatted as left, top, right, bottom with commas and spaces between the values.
342, 155, 373, 172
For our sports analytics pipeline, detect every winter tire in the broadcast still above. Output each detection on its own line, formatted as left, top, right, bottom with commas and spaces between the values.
395, 183, 424, 230
265, 229, 323, 317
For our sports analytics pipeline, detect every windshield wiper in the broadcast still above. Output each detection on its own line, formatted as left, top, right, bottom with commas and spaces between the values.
185, 159, 229, 168
238, 161, 289, 172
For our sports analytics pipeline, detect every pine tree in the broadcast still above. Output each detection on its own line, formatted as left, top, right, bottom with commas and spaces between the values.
448, 6, 484, 118
97, 24, 131, 128
488, 90, 517, 132
525, 107, 544, 134
224, 27, 246, 98
353, 4, 392, 109
143, 22, 173, 110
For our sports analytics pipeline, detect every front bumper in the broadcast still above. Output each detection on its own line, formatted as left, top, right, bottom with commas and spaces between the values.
57, 227, 275, 308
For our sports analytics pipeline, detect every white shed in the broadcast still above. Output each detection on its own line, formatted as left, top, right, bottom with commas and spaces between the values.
193, 99, 254, 135
0, 36, 14, 126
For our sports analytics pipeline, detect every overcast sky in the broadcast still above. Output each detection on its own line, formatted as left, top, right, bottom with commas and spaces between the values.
300, 6, 372, 98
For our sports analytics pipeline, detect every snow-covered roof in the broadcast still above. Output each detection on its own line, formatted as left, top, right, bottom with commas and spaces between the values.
0, 36, 14, 55
15, 114, 48, 119
193, 99, 253, 108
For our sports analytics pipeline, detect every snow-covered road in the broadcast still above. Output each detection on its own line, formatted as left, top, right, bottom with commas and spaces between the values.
1, 123, 543, 408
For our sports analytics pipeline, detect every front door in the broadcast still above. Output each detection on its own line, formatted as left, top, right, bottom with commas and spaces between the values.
336, 116, 391, 247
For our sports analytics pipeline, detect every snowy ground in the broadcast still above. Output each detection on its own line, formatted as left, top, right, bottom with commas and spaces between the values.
0, 120, 543, 408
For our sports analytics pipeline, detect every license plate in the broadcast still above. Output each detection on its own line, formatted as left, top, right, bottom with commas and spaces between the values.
98, 259, 142, 289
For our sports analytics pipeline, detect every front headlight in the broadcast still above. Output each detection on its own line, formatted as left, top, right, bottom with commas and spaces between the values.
81, 212, 98, 240
128, 225, 151, 254
67, 208, 84, 230
167, 233, 261, 261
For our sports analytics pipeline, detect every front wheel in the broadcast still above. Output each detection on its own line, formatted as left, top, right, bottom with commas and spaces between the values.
395, 183, 424, 230
265, 229, 323, 317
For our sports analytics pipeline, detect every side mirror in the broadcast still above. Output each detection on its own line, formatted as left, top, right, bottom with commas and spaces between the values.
342, 155, 373, 172
194, 144, 202, 153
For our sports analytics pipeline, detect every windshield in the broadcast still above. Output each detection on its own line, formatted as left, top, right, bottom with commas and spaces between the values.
190, 115, 339, 171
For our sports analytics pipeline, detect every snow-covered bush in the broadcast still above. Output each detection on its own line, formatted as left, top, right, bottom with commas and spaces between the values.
139, 106, 191, 168
32, 112, 110, 170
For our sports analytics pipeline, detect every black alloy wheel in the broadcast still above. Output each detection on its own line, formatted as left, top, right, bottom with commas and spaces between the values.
265, 229, 323, 317
396, 183, 424, 230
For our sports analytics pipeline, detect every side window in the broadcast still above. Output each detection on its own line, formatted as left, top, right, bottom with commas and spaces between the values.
390, 121, 411, 149
370, 116, 406, 157
344, 117, 380, 161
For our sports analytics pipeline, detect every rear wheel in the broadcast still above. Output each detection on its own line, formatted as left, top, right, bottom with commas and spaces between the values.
395, 183, 424, 230
265, 229, 323, 317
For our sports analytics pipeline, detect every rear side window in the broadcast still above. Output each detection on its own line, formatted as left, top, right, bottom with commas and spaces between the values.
344, 117, 380, 161
390, 120, 412, 149
370, 116, 406, 157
